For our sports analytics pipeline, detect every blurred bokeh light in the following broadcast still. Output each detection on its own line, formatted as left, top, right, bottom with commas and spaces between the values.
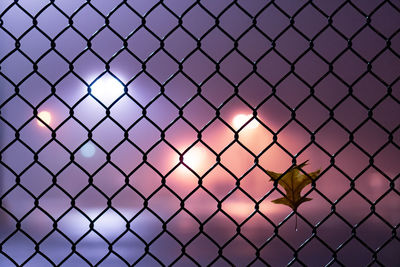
0, 0, 399, 266
36, 110, 52, 127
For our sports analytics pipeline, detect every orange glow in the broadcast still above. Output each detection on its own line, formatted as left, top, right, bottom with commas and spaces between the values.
223, 200, 281, 219
37, 111, 52, 127
233, 114, 258, 130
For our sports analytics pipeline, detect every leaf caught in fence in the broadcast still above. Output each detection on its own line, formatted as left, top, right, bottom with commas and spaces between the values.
267, 161, 320, 230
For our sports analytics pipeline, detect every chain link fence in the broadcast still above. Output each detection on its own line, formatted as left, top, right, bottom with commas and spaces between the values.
0, 0, 399, 266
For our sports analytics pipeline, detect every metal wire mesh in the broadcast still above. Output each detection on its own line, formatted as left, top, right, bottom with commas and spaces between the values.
0, 0, 399, 266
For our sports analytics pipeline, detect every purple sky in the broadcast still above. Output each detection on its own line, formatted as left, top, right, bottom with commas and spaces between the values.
1, 0, 399, 266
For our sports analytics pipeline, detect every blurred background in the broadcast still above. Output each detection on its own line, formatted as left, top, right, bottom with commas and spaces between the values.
0, 0, 399, 266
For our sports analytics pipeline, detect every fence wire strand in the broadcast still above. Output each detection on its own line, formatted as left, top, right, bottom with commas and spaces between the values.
0, 0, 399, 266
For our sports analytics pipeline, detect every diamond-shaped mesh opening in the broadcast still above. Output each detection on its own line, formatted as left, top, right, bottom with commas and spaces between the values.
1, 1, 399, 266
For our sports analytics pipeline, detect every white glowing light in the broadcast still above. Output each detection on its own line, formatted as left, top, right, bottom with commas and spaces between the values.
183, 147, 206, 170
80, 142, 96, 158
37, 111, 52, 127
233, 114, 258, 130
176, 146, 208, 175
90, 76, 124, 106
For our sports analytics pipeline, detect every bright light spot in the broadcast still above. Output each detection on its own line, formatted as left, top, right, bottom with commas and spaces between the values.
37, 111, 52, 127
233, 114, 258, 130
182, 147, 206, 170
176, 146, 209, 175
90, 76, 124, 106
80, 142, 96, 158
